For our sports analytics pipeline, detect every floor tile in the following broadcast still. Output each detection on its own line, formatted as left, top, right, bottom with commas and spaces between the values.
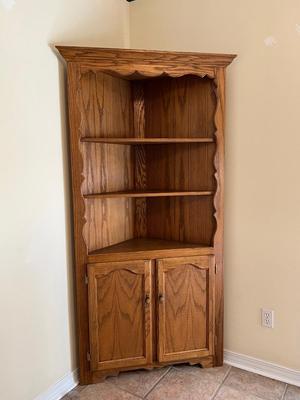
67, 380, 140, 399
62, 385, 86, 399
174, 363, 230, 382
215, 385, 263, 400
107, 367, 170, 398
224, 367, 286, 400
146, 366, 223, 400
285, 385, 300, 400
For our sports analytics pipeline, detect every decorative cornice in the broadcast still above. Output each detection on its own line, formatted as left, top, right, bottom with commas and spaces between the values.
55, 46, 236, 68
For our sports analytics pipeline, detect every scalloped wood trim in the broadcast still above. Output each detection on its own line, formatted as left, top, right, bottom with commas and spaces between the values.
86, 69, 216, 80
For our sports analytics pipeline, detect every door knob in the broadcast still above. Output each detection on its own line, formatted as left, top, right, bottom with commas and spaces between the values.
145, 295, 151, 305
159, 294, 165, 303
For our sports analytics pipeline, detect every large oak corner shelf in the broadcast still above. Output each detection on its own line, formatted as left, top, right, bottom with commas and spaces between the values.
56, 45, 236, 385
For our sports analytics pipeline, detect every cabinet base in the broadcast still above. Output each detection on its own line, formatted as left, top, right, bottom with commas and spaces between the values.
84, 356, 216, 385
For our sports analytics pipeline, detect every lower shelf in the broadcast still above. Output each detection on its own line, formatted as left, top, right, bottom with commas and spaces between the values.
87, 238, 214, 263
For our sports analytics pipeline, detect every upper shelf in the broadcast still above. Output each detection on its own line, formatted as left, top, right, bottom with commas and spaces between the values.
80, 137, 214, 145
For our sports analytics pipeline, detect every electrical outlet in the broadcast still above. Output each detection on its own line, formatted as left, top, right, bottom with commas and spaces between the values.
261, 308, 274, 328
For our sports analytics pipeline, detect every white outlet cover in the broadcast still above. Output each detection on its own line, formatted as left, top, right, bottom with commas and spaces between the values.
261, 308, 274, 328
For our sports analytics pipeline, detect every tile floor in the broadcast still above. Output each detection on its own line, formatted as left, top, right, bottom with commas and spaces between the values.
63, 364, 300, 400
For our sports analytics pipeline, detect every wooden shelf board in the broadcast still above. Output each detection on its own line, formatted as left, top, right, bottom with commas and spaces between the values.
84, 190, 214, 199
81, 137, 214, 144
88, 238, 214, 263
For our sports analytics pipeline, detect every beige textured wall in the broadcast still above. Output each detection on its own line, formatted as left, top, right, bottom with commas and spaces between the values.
0, 1, 129, 399
129, 0, 300, 370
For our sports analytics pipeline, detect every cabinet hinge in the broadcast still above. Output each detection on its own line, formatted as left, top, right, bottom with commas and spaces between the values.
87, 352, 91, 362
85, 274, 88, 285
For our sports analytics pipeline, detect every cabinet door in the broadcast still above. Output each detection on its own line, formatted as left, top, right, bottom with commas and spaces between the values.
88, 260, 152, 371
157, 256, 215, 363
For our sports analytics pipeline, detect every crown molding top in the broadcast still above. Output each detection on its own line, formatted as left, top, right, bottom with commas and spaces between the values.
55, 46, 237, 68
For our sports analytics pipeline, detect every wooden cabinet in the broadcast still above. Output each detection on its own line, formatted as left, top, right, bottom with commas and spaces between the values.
56, 46, 236, 384
88, 256, 214, 372
157, 256, 215, 363
87, 260, 153, 371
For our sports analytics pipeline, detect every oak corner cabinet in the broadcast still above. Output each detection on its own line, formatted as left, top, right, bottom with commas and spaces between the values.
56, 45, 236, 384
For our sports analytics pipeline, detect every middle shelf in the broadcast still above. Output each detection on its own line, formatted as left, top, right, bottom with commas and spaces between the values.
83, 190, 214, 199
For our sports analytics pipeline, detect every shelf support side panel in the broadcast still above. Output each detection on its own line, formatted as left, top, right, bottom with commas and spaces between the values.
213, 67, 226, 366
67, 62, 91, 383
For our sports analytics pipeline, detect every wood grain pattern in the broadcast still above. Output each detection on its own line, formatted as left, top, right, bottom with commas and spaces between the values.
144, 76, 216, 138
83, 191, 213, 199
79, 71, 133, 138
132, 81, 145, 138
66, 62, 91, 383
132, 81, 147, 239
157, 256, 215, 362
134, 145, 147, 238
145, 143, 216, 192
81, 137, 214, 144
84, 198, 134, 252
81, 143, 134, 194
213, 68, 226, 366
88, 260, 152, 370
56, 46, 236, 68
147, 196, 215, 246
57, 46, 235, 382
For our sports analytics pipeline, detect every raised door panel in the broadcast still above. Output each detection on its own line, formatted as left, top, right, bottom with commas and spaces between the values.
88, 260, 152, 371
157, 256, 215, 363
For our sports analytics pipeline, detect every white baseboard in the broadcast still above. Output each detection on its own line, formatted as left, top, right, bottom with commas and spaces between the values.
34, 369, 78, 400
33, 351, 300, 399
224, 350, 300, 387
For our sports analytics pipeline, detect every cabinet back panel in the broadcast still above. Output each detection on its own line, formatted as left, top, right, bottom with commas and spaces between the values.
78, 71, 133, 138
145, 143, 216, 191
81, 143, 135, 194
147, 196, 215, 245
143, 76, 216, 138
84, 198, 135, 252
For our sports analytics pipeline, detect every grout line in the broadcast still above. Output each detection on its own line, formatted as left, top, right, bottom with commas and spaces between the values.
107, 377, 144, 399
211, 367, 288, 400
211, 365, 232, 399
143, 367, 172, 399
281, 384, 288, 400
114, 385, 144, 399
65, 384, 88, 398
